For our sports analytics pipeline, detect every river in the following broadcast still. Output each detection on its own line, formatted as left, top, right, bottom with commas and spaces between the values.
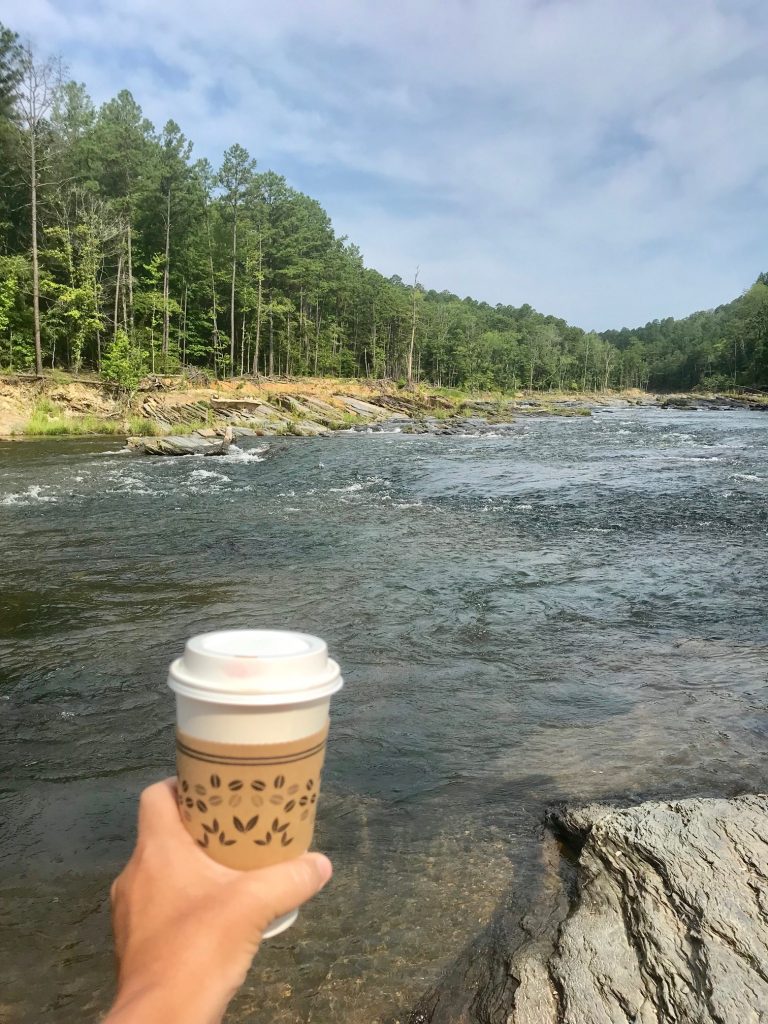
1, 408, 767, 1022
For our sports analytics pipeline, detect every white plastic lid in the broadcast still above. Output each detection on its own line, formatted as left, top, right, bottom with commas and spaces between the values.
167, 629, 343, 706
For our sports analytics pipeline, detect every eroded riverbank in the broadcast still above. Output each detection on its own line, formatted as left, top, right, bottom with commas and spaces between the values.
3, 373, 765, 442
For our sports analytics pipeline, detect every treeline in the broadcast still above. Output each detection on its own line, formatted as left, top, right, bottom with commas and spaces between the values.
1, 24, 767, 392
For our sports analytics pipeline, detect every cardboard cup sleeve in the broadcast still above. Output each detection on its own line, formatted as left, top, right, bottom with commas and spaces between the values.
176, 722, 329, 870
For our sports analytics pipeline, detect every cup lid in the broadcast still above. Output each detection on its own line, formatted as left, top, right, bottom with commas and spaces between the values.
167, 629, 343, 705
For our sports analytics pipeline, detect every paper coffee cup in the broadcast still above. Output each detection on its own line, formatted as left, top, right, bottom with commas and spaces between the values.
167, 629, 343, 937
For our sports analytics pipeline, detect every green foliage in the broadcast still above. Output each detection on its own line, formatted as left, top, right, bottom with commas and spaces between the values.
0, 25, 766, 392
125, 416, 160, 435
101, 329, 146, 392
24, 399, 123, 435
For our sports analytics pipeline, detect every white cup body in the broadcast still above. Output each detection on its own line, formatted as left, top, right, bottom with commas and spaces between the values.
175, 692, 331, 744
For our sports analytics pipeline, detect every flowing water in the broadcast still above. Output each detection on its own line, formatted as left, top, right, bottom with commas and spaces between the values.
1, 408, 768, 1022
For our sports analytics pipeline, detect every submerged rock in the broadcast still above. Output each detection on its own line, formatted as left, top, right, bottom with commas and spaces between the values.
410, 794, 768, 1023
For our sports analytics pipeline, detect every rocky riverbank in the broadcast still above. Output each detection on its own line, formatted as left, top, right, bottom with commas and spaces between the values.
409, 793, 768, 1024
1, 374, 766, 440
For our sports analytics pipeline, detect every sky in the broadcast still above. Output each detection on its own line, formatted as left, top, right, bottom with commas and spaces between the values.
4, 0, 768, 330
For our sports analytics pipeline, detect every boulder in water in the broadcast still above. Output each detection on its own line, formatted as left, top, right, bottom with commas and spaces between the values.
126, 426, 234, 456
410, 793, 768, 1023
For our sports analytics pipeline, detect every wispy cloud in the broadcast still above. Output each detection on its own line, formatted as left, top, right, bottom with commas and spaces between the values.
5, 0, 768, 327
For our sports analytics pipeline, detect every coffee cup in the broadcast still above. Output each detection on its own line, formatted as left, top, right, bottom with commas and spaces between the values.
167, 629, 343, 937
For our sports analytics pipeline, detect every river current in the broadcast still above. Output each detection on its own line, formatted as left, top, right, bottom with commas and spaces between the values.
1, 408, 767, 1022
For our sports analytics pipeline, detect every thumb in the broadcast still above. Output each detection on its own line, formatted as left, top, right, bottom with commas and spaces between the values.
228, 853, 333, 939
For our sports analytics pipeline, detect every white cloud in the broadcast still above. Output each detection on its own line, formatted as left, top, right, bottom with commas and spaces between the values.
5, 0, 768, 328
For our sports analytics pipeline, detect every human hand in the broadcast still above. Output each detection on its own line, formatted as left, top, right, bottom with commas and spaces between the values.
104, 778, 332, 1024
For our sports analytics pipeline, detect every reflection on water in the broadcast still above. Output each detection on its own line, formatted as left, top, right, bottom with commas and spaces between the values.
1, 409, 768, 1022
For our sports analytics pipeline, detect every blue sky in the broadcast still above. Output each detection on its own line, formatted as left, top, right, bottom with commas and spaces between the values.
5, 0, 768, 329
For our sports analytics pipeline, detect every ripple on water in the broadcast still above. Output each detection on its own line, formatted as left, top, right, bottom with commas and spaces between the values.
1, 409, 768, 1023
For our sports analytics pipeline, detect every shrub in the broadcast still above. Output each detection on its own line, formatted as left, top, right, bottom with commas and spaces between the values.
101, 330, 146, 394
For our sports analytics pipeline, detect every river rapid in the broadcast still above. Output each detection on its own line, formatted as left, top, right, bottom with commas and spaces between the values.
1, 408, 768, 1022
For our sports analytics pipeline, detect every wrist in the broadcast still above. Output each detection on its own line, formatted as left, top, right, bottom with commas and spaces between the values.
105, 977, 233, 1024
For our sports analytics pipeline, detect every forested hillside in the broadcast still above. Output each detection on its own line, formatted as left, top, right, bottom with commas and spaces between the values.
1, 24, 767, 392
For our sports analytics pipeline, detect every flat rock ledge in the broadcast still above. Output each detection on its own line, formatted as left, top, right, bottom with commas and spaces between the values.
410, 794, 768, 1024
126, 426, 234, 456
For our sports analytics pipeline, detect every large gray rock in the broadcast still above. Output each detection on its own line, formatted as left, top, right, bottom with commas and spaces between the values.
126, 426, 234, 456
410, 794, 768, 1024
336, 395, 387, 418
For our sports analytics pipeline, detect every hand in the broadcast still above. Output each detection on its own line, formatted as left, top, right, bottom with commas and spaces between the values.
104, 778, 332, 1024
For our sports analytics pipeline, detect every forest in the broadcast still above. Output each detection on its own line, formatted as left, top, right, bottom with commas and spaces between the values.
1, 23, 767, 393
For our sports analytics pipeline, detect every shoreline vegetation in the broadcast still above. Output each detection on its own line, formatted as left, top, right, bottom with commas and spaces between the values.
1, 23, 768, 400
1, 371, 767, 441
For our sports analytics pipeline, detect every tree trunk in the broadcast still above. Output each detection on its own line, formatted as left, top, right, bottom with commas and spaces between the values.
269, 305, 274, 376
230, 207, 237, 376
180, 282, 188, 367
114, 253, 123, 346
252, 236, 262, 376
314, 301, 320, 375
126, 223, 135, 339
162, 189, 171, 362
407, 268, 419, 384
30, 127, 43, 375
240, 314, 246, 376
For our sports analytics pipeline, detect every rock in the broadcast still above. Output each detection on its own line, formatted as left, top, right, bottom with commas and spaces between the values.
290, 420, 330, 436
127, 426, 234, 456
275, 394, 344, 427
410, 794, 768, 1024
659, 394, 765, 412
336, 395, 387, 418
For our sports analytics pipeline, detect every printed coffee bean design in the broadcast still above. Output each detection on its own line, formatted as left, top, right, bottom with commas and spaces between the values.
176, 768, 320, 854
175, 725, 328, 869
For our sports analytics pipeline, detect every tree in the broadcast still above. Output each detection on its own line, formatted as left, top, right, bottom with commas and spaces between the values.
15, 42, 61, 373
0, 24, 22, 251
217, 143, 256, 376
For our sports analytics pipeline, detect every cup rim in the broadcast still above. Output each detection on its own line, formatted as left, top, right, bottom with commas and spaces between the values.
167, 658, 343, 705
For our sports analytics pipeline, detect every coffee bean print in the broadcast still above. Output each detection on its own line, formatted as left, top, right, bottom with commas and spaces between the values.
229, 794, 242, 808
209, 795, 223, 807
254, 831, 272, 846
203, 819, 220, 834
250, 795, 263, 807
210, 774, 221, 789
194, 784, 206, 796
306, 779, 314, 791
218, 831, 236, 847
311, 793, 317, 804
300, 809, 309, 821
228, 780, 243, 791
281, 833, 294, 847
251, 780, 265, 792
177, 792, 183, 805
299, 796, 308, 806
288, 784, 299, 795
284, 800, 296, 812
185, 797, 194, 808
269, 795, 283, 805
183, 810, 192, 822
181, 780, 189, 793
272, 818, 289, 834
197, 833, 209, 848
274, 775, 285, 789
196, 799, 207, 813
